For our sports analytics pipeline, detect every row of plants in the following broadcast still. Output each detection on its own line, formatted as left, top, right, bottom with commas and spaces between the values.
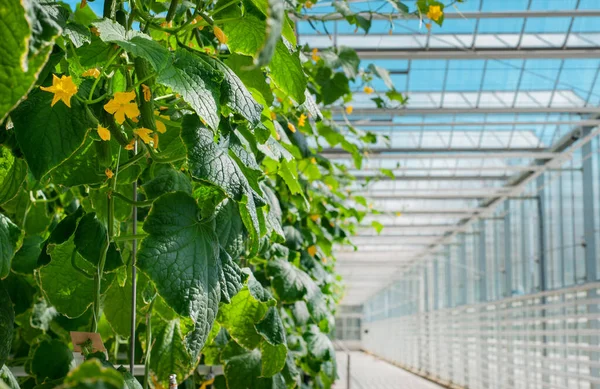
0, 0, 447, 388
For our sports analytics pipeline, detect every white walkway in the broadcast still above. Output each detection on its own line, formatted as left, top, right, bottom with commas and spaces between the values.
334, 352, 444, 389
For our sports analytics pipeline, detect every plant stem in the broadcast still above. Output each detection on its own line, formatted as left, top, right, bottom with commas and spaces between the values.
166, 0, 179, 22
118, 150, 147, 171
91, 227, 110, 332
88, 48, 123, 101
129, 139, 139, 374
143, 300, 154, 389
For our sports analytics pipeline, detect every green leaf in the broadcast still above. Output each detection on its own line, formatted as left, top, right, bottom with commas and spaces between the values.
255, 307, 286, 345
203, 56, 263, 126
93, 19, 171, 72
24, 202, 52, 236
304, 324, 335, 364
0, 0, 59, 122
215, 200, 245, 259
225, 54, 273, 106
74, 213, 123, 272
157, 50, 223, 130
290, 301, 310, 326
217, 287, 268, 349
223, 15, 266, 58
281, 353, 301, 389
31, 339, 74, 382
260, 342, 287, 377
149, 319, 194, 386
48, 139, 104, 187
11, 235, 44, 275
224, 349, 287, 389
142, 166, 192, 200
103, 276, 133, 337
278, 159, 303, 195
39, 237, 101, 318
371, 220, 384, 234
321, 47, 360, 80
137, 192, 220, 358
256, 0, 285, 66
11, 88, 97, 179
270, 40, 307, 104
0, 281, 14, 368
266, 260, 315, 303
0, 214, 21, 280
218, 249, 243, 304
0, 147, 27, 206
62, 359, 124, 389
262, 184, 285, 241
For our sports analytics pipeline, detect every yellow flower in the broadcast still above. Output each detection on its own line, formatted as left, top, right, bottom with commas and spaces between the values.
364, 86, 374, 94
309, 214, 319, 222
311, 48, 319, 61
214, 26, 227, 44
345, 105, 353, 114
141, 84, 151, 102
153, 111, 168, 134
287, 122, 296, 133
125, 139, 135, 151
97, 125, 111, 141
104, 91, 140, 124
153, 133, 159, 149
134, 127, 154, 144
427, 5, 443, 22
425, 23, 432, 31
395, 212, 402, 217
40, 74, 78, 108
82, 68, 100, 78
298, 113, 307, 127
310, 157, 316, 164
270, 111, 277, 120
308, 245, 317, 257
91, 27, 100, 37
105, 168, 114, 179
305, 0, 313, 8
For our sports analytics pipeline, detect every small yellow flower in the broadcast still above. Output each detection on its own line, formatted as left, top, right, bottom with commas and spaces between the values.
345, 105, 353, 114
141, 84, 151, 102
395, 212, 402, 217
91, 27, 100, 37
104, 91, 140, 124
134, 127, 154, 144
287, 122, 296, 133
298, 113, 307, 127
97, 125, 111, 141
310, 157, 316, 164
40, 74, 78, 108
309, 214, 319, 222
105, 168, 114, 179
425, 23, 432, 31
125, 139, 135, 151
153, 111, 168, 134
427, 5, 443, 22
305, 0, 313, 8
307, 245, 317, 256
364, 86, 374, 94
82, 68, 100, 78
270, 111, 276, 120
311, 48, 319, 61
214, 26, 227, 44
153, 133, 159, 149
192, 16, 203, 24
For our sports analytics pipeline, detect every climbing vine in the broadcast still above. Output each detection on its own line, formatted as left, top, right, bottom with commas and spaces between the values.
0, 0, 447, 388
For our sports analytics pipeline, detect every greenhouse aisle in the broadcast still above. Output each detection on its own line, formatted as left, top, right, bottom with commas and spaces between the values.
335, 352, 443, 389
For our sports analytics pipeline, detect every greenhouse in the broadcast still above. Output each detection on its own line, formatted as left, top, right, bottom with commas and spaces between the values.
1, 0, 600, 388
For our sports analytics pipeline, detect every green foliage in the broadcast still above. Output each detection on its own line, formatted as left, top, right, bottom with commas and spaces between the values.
0, 0, 417, 386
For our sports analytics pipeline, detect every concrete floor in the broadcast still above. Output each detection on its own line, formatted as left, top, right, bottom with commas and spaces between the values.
334, 352, 444, 389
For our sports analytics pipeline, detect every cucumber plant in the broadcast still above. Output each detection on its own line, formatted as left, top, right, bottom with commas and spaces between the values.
0, 0, 445, 387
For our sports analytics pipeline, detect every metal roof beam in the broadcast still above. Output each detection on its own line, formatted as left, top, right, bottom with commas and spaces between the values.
295, 9, 600, 20
332, 106, 600, 115
354, 48, 600, 60
325, 151, 558, 159
337, 119, 600, 128
354, 174, 512, 181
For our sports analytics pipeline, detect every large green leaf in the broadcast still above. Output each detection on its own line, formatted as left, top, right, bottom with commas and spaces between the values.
137, 192, 220, 358
0, 147, 27, 206
149, 318, 194, 386
224, 349, 287, 389
215, 200, 245, 259
217, 287, 268, 349
31, 339, 74, 382
225, 54, 273, 106
141, 166, 192, 200
11, 235, 44, 275
0, 214, 21, 280
181, 115, 263, 252
218, 249, 243, 304
62, 359, 124, 389
269, 40, 306, 104
11, 89, 97, 179
303, 325, 335, 366
203, 56, 263, 126
0, 0, 59, 122
223, 15, 266, 58
267, 260, 315, 303
103, 276, 133, 337
260, 342, 287, 378
255, 307, 286, 346
39, 237, 102, 318
93, 19, 171, 72
74, 213, 123, 272
157, 50, 223, 130
0, 281, 14, 368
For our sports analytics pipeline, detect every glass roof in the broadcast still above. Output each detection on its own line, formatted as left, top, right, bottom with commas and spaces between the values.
296, 0, 600, 304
